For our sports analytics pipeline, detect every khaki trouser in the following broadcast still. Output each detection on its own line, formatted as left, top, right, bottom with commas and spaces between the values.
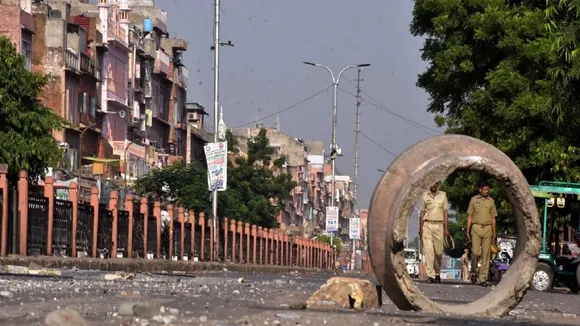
422, 221, 444, 279
471, 224, 492, 282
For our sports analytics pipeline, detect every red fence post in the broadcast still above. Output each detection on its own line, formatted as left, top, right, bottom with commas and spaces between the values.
230, 219, 236, 263
199, 213, 205, 261
153, 201, 161, 259
258, 226, 263, 264
251, 224, 257, 264
140, 198, 148, 258
90, 186, 99, 258
178, 207, 185, 260
245, 223, 250, 264
167, 204, 174, 260
109, 190, 119, 257
17, 170, 28, 256
44, 176, 55, 255
238, 221, 243, 263
69, 182, 79, 257
0, 164, 7, 256
125, 194, 133, 258
223, 217, 228, 262
189, 210, 196, 260
263, 228, 269, 265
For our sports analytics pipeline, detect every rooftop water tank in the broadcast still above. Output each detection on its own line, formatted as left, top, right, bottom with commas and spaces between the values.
143, 19, 152, 32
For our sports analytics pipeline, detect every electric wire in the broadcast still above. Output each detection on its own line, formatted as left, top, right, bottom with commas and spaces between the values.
231, 85, 332, 129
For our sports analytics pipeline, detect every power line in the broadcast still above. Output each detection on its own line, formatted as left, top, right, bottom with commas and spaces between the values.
359, 131, 398, 157
232, 86, 332, 129
340, 79, 442, 136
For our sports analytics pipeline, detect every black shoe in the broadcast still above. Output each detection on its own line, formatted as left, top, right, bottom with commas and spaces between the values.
471, 273, 477, 284
480, 281, 488, 287
435, 275, 441, 284
427, 277, 435, 284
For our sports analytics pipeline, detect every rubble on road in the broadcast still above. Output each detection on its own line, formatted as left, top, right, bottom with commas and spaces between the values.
306, 276, 382, 310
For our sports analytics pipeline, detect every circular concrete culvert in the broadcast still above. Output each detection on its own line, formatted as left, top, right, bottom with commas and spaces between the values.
368, 134, 541, 318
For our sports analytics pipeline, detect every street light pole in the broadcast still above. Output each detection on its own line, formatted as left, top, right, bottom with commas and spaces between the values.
303, 62, 370, 247
212, 0, 221, 262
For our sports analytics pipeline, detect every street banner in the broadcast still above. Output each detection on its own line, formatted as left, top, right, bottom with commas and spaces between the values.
325, 206, 339, 232
204, 141, 228, 191
349, 217, 361, 240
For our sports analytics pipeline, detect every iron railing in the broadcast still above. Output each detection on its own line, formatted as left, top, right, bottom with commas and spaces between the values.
97, 203, 113, 258
77, 202, 94, 256
53, 199, 72, 255
117, 210, 129, 257
146, 214, 157, 258
27, 195, 48, 255
132, 207, 144, 258
65, 49, 78, 71
172, 220, 181, 260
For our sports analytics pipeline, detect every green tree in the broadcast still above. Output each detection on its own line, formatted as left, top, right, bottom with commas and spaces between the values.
132, 128, 297, 228
315, 234, 342, 253
410, 0, 580, 232
0, 36, 67, 181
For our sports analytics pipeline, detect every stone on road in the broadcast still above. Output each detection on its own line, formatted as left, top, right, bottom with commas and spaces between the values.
0, 267, 578, 325
306, 276, 381, 310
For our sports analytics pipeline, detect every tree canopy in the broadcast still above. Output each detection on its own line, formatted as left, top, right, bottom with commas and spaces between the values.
132, 128, 297, 228
411, 0, 580, 241
0, 36, 67, 181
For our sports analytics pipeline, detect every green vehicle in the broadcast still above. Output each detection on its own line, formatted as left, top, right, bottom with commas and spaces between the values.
530, 181, 580, 293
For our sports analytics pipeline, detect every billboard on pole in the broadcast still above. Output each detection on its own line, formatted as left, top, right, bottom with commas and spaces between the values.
204, 141, 228, 191
349, 217, 361, 240
325, 206, 338, 232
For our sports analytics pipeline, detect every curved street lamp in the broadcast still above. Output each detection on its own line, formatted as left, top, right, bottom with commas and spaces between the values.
303, 61, 370, 246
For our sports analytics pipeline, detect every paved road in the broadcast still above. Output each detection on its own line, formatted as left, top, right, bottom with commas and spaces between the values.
0, 267, 578, 325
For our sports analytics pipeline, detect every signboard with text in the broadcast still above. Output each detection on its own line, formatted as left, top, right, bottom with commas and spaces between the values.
325, 206, 339, 232
204, 141, 228, 191
349, 217, 361, 240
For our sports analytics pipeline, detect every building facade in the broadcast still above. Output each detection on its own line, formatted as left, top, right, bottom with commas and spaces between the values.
0, 0, 208, 200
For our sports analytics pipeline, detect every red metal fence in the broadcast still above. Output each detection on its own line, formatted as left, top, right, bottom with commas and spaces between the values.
0, 165, 335, 269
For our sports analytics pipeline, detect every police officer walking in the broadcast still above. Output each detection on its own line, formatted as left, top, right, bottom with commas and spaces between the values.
419, 181, 450, 284
466, 182, 497, 287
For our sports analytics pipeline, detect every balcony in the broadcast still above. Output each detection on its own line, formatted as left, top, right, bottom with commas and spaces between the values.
143, 37, 156, 59
155, 8, 167, 34
107, 16, 127, 47
179, 66, 188, 86
153, 50, 170, 76
64, 49, 79, 71
80, 53, 96, 77
20, 10, 34, 33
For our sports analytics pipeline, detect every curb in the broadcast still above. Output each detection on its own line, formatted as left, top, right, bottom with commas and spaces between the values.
0, 255, 329, 275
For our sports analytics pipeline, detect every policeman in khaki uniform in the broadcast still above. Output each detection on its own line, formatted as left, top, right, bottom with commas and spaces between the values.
419, 181, 449, 284
466, 182, 497, 287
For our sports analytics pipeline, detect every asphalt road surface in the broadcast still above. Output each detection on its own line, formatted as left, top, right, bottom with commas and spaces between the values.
0, 267, 578, 326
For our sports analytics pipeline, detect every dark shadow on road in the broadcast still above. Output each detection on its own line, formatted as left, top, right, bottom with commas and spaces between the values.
239, 304, 571, 326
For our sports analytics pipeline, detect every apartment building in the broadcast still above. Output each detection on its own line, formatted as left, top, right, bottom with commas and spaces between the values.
231, 127, 357, 239
232, 127, 314, 235
0, 0, 34, 71
1, 0, 209, 198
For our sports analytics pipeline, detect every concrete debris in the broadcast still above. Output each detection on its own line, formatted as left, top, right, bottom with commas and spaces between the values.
45, 309, 87, 326
306, 277, 381, 310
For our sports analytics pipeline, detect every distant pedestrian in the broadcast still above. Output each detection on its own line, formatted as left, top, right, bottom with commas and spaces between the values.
419, 181, 450, 284
466, 182, 497, 287
461, 248, 470, 281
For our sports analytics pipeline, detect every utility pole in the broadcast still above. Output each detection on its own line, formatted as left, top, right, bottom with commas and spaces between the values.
353, 68, 362, 213
302, 61, 371, 248
212, 0, 220, 261
351, 68, 362, 270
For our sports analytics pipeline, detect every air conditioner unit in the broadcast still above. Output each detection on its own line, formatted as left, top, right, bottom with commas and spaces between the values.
187, 112, 198, 122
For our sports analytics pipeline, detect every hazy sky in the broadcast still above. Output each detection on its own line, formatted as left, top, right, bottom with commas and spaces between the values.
156, 0, 444, 234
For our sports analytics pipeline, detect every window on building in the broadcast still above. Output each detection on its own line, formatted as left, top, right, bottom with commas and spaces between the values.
90, 96, 96, 117
77, 92, 86, 113
21, 40, 32, 71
